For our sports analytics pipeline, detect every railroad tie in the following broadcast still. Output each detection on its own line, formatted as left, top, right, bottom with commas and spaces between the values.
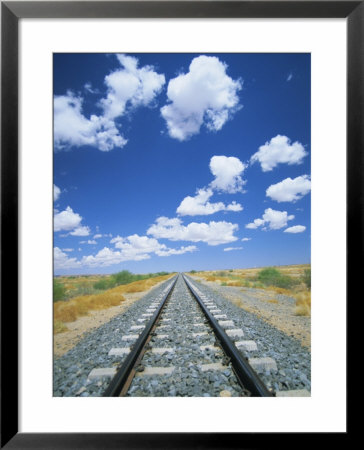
151, 347, 175, 354
122, 334, 139, 341
275, 389, 310, 397
200, 362, 228, 372
213, 314, 228, 319
88, 367, 117, 380
108, 348, 131, 356
218, 320, 235, 328
129, 325, 145, 331
235, 340, 258, 351
225, 329, 244, 338
248, 357, 278, 373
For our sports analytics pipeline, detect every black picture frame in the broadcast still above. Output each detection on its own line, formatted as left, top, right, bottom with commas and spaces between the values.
1, 1, 358, 448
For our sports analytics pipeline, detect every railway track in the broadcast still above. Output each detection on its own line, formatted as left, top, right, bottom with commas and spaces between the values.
99, 273, 273, 397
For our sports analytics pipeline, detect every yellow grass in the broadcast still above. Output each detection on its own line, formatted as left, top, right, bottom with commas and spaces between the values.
266, 299, 279, 304
262, 286, 292, 295
293, 291, 311, 316
54, 320, 69, 334
54, 274, 173, 331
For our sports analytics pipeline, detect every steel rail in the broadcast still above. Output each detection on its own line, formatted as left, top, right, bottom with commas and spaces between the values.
183, 274, 274, 397
103, 275, 178, 397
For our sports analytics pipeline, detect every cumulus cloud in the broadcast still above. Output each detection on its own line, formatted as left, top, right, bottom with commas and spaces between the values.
266, 175, 311, 202
54, 184, 61, 202
155, 246, 197, 257
147, 216, 238, 246
110, 233, 197, 261
209, 156, 246, 193
54, 247, 81, 270
101, 54, 165, 119
250, 135, 308, 172
62, 248, 74, 252
284, 225, 306, 233
223, 247, 243, 252
80, 239, 97, 244
246, 208, 295, 230
69, 226, 91, 237
93, 234, 103, 239
54, 206, 82, 232
77, 234, 197, 268
161, 55, 242, 141
176, 188, 242, 216
54, 55, 165, 152
176, 155, 246, 217
54, 92, 127, 151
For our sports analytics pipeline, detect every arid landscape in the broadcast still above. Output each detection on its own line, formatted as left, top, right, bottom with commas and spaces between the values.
54, 265, 310, 357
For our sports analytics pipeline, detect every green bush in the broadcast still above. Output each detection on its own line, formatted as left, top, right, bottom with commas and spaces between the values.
302, 268, 311, 288
257, 267, 296, 289
93, 279, 114, 290
53, 280, 66, 302
214, 271, 226, 277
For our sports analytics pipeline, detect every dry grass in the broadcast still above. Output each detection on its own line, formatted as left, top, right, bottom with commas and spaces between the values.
54, 320, 69, 334
293, 291, 311, 316
261, 286, 292, 295
53, 274, 172, 332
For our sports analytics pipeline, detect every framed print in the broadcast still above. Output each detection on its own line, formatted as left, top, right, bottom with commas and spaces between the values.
2, 1, 359, 448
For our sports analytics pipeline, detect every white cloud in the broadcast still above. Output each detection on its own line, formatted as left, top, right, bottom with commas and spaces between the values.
80, 239, 97, 244
56, 232, 198, 270
223, 247, 243, 252
54, 56, 165, 152
54, 206, 82, 232
176, 188, 242, 216
156, 245, 197, 257
93, 234, 103, 239
54, 247, 81, 270
69, 226, 91, 237
147, 216, 238, 246
54, 184, 61, 202
284, 225, 306, 233
81, 247, 133, 268
246, 208, 295, 230
101, 54, 165, 119
62, 248, 74, 252
161, 55, 242, 141
209, 156, 246, 193
241, 238, 251, 241
110, 233, 198, 261
266, 175, 311, 202
54, 92, 127, 151
250, 135, 308, 172
79, 233, 197, 268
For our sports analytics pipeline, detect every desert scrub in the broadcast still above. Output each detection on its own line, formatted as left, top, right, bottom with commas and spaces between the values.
302, 268, 311, 289
256, 267, 298, 289
54, 320, 69, 334
294, 291, 311, 316
53, 280, 66, 302
53, 273, 172, 326
54, 291, 125, 323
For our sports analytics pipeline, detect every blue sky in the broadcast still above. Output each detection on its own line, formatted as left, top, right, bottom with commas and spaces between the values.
53, 53, 310, 275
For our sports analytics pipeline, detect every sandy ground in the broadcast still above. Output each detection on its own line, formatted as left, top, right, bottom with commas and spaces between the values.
54, 281, 166, 358
191, 277, 311, 349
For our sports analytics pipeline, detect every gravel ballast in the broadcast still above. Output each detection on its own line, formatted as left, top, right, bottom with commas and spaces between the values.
54, 274, 311, 397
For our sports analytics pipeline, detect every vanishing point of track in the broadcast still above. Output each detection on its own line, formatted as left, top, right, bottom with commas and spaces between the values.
102, 273, 273, 397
